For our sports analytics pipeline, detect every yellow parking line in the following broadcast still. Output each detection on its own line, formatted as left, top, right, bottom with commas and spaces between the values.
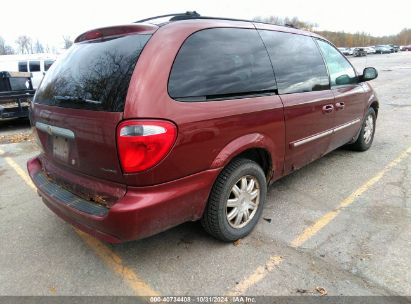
75, 229, 160, 296
0, 149, 159, 296
291, 145, 411, 247
226, 256, 283, 296
227, 145, 411, 294
0, 149, 36, 190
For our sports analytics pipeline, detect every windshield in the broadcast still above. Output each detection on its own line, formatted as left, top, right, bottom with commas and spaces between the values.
34, 34, 151, 112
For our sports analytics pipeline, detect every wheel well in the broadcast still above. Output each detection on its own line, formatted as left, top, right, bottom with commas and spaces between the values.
370, 101, 379, 117
233, 148, 272, 180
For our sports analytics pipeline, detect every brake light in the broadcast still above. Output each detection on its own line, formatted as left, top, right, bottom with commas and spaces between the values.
117, 120, 177, 173
74, 25, 157, 43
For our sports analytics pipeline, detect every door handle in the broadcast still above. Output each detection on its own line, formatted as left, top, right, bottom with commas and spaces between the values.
335, 102, 345, 110
322, 104, 334, 114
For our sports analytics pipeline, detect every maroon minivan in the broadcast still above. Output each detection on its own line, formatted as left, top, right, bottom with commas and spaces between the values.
27, 12, 379, 242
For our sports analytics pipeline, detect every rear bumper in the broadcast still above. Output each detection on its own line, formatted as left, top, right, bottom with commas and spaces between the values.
27, 156, 220, 243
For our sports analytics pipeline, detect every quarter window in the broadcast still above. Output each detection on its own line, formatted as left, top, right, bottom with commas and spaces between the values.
316, 39, 357, 86
259, 30, 330, 94
168, 28, 276, 101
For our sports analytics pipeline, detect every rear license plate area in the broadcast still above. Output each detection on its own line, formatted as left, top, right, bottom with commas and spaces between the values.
53, 136, 69, 162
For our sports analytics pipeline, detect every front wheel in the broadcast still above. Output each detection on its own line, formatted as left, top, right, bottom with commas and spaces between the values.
201, 158, 267, 242
349, 107, 376, 151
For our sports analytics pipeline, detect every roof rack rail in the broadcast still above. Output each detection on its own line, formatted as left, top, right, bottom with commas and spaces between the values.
134, 12, 300, 30
284, 23, 298, 29
134, 11, 200, 23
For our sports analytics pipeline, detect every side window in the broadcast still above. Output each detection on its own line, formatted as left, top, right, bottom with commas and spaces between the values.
29, 61, 41, 72
18, 61, 28, 72
316, 39, 357, 86
259, 30, 329, 94
44, 60, 55, 71
168, 28, 276, 101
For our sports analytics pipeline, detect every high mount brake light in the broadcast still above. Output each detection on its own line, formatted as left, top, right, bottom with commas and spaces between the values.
117, 120, 177, 173
74, 25, 156, 43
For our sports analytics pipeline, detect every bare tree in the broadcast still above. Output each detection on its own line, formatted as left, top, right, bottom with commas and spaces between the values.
15, 35, 33, 54
253, 15, 317, 31
0, 36, 15, 55
62, 35, 73, 49
253, 15, 411, 47
33, 39, 44, 53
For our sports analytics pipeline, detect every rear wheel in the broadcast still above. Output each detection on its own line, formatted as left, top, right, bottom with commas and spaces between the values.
201, 158, 267, 242
349, 107, 376, 151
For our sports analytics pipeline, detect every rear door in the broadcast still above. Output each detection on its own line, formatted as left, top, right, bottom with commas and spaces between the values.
33, 33, 151, 183
259, 30, 334, 173
316, 39, 365, 151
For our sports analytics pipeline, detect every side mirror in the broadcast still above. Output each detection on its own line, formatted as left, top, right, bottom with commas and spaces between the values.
335, 74, 351, 85
361, 67, 378, 82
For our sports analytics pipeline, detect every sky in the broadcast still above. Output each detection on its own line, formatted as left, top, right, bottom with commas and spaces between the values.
0, 0, 409, 50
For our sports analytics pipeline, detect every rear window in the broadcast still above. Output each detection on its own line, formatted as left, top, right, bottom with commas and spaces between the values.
9, 78, 30, 91
34, 34, 151, 111
168, 28, 276, 101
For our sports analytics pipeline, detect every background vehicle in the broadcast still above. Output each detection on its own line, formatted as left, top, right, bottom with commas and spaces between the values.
27, 12, 379, 243
338, 47, 351, 55
402, 45, 411, 51
365, 46, 376, 54
0, 71, 34, 119
375, 45, 392, 54
384, 45, 394, 53
346, 47, 354, 55
0, 53, 57, 89
389, 44, 400, 52
353, 47, 367, 57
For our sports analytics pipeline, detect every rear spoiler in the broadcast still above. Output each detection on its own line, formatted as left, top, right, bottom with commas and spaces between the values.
75, 24, 158, 43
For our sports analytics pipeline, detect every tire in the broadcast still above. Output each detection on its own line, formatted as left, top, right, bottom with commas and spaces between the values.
201, 158, 267, 242
349, 107, 376, 151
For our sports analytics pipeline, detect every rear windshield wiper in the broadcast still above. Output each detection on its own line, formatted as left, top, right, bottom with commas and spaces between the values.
53, 95, 101, 105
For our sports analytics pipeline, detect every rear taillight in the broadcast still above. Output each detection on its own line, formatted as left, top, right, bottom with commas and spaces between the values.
116, 120, 177, 173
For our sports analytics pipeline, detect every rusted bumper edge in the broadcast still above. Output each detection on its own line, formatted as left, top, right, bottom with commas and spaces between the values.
27, 156, 220, 243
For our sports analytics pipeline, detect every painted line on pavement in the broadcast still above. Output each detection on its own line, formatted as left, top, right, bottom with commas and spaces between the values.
291, 145, 411, 247
227, 146, 411, 295
0, 148, 160, 296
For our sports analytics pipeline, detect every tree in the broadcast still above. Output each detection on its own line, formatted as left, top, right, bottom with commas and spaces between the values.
15, 35, 33, 54
253, 15, 317, 31
0, 36, 15, 55
62, 35, 73, 49
33, 39, 44, 53
253, 15, 411, 47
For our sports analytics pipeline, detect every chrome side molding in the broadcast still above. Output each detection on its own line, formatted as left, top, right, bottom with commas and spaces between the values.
290, 118, 361, 148
333, 118, 361, 132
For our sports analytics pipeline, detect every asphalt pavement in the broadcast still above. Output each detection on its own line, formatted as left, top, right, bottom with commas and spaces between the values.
0, 51, 410, 298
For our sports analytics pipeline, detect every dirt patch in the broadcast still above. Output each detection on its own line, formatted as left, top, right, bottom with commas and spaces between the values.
0, 131, 34, 144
